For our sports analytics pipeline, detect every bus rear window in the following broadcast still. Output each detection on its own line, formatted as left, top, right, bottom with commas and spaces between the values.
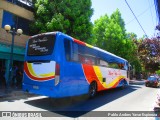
27, 34, 56, 56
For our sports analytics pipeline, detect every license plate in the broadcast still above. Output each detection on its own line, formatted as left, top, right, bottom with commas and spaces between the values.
33, 86, 39, 89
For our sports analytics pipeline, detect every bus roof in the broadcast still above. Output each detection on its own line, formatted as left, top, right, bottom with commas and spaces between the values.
93, 46, 128, 62
29, 31, 128, 64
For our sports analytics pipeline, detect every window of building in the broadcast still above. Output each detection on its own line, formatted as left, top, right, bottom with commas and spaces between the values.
2, 10, 32, 35
7, 0, 34, 12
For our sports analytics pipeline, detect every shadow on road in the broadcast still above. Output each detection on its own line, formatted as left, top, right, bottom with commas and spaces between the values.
24, 85, 142, 117
0, 89, 37, 102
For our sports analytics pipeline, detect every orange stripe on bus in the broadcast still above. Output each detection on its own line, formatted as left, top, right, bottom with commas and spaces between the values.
82, 64, 105, 91
24, 62, 55, 81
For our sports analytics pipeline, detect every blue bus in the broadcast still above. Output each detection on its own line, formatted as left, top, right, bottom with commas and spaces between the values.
23, 32, 129, 98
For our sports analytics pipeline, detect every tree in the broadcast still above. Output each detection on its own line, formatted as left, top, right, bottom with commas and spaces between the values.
92, 14, 109, 47
93, 9, 126, 56
126, 33, 142, 72
137, 37, 160, 72
156, 69, 160, 75
93, 9, 142, 73
31, 0, 93, 42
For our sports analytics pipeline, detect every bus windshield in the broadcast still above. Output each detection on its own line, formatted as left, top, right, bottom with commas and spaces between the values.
27, 34, 56, 56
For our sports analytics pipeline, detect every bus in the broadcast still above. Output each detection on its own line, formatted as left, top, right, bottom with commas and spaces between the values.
23, 32, 129, 98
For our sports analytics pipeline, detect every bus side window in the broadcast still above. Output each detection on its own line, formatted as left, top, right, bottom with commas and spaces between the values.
99, 59, 108, 67
71, 42, 79, 62
64, 39, 71, 61
108, 63, 119, 69
118, 63, 124, 69
85, 56, 94, 65
79, 55, 96, 65
79, 54, 84, 63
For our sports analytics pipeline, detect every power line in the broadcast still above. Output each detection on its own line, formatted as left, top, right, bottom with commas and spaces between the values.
126, 3, 154, 25
125, 0, 148, 37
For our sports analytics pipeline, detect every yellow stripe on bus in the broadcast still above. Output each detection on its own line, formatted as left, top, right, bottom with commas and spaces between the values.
39, 72, 55, 77
93, 66, 125, 88
93, 66, 107, 88
106, 76, 124, 88
27, 63, 55, 78
86, 43, 93, 48
27, 63, 39, 78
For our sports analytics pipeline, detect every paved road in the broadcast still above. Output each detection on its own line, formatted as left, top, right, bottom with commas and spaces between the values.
0, 84, 159, 120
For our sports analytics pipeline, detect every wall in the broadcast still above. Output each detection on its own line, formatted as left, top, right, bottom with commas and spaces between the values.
0, 28, 29, 47
0, 0, 34, 84
0, 0, 34, 21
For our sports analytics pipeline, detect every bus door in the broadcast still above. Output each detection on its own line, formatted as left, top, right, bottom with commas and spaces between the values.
62, 38, 87, 96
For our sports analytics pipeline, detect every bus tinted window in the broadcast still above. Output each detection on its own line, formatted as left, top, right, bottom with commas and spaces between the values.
64, 39, 71, 61
108, 63, 119, 69
72, 43, 79, 61
27, 35, 55, 56
79, 54, 96, 65
99, 59, 109, 67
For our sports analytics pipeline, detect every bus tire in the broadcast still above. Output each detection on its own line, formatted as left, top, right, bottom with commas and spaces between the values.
120, 80, 126, 89
88, 82, 97, 98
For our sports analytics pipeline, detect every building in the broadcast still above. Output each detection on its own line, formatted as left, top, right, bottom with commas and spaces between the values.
0, 0, 34, 85
155, 0, 160, 32
155, 0, 160, 24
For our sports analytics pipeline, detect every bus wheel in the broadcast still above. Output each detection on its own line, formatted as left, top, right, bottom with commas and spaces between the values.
88, 82, 97, 98
120, 80, 126, 89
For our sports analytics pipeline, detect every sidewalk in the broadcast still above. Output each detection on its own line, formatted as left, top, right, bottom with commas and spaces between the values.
0, 88, 35, 101
0, 89, 8, 97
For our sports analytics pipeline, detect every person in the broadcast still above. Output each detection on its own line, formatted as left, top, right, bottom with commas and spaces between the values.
11, 65, 18, 88
0, 67, 6, 89
16, 66, 23, 89
0, 66, 2, 89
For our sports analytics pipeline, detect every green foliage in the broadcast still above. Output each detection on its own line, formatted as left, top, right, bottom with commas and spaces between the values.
124, 33, 142, 72
156, 70, 160, 75
31, 0, 93, 41
92, 14, 109, 47
92, 9, 142, 72
93, 9, 126, 56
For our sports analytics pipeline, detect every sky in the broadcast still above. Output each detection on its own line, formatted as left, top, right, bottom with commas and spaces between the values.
91, 0, 158, 38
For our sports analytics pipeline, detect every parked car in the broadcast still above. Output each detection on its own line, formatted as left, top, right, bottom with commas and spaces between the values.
145, 76, 160, 88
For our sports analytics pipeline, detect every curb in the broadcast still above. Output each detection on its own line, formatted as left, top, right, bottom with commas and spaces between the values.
0, 93, 9, 98
129, 80, 145, 85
